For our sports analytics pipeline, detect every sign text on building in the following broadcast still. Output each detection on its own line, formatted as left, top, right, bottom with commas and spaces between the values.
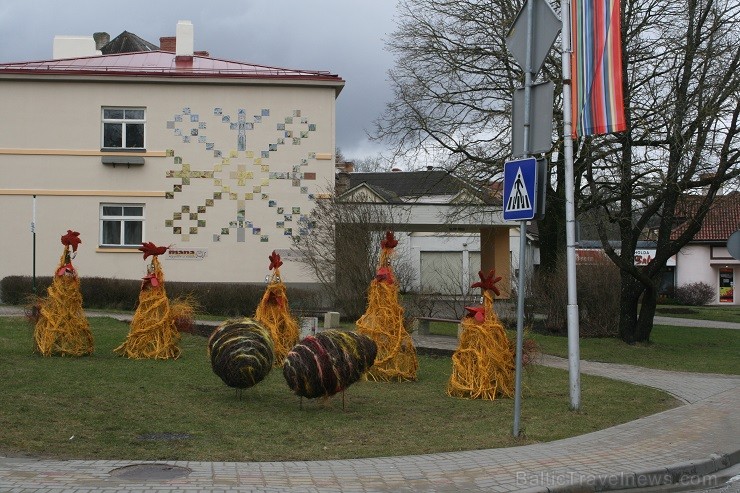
167, 248, 208, 260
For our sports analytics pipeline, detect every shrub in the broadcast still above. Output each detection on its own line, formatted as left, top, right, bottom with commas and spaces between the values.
0, 276, 53, 305
166, 281, 262, 317
1, 275, 320, 318
529, 256, 620, 338
577, 260, 621, 337
80, 277, 140, 310
674, 282, 715, 306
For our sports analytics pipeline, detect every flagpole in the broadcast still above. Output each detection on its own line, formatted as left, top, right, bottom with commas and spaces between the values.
561, 0, 581, 410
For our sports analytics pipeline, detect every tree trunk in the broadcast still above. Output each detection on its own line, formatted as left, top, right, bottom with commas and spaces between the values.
618, 272, 643, 343
619, 271, 660, 343
634, 280, 658, 343
538, 152, 567, 273
538, 196, 567, 272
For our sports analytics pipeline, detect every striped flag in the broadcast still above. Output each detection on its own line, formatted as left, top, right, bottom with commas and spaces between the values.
571, 0, 626, 138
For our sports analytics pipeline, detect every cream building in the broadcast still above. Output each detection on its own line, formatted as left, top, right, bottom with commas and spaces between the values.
0, 22, 344, 286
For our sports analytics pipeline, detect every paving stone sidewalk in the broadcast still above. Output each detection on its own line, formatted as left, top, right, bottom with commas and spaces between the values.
0, 307, 738, 492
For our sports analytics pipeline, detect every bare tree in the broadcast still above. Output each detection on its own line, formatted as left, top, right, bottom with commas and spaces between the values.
373, 0, 570, 271
352, 154, 392, 173
375, 0, 740, 342
291, 192, 414, 320
417, 253, 480, 319
583, 0, 740, 342
375, 0, 520, 175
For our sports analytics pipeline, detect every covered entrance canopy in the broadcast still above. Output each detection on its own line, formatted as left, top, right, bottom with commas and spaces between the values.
335, 169, 513, 298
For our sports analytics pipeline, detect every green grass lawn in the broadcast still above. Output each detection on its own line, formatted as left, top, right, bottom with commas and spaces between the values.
530, 325, 740, 374
428, 321, 464, 337
421, 306, 739, 375
655, 304, 740, 323
430, 322, 739, 374
0, 316, 677, 461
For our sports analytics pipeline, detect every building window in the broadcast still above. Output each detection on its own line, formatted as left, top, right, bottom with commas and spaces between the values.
100, 204, 144, 247
102, 108, 145, 149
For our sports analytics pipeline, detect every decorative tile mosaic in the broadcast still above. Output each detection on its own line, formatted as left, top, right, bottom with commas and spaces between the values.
164, 106, 323, 243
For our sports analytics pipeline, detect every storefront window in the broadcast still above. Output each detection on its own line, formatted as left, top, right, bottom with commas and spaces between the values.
719, 268, 734, 303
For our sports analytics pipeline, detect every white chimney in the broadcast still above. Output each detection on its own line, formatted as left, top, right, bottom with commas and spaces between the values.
176, 20, 194, 58
53, 36, 101, 59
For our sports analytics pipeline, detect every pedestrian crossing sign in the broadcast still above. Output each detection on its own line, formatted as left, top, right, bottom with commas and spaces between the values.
503, 157, 538, 221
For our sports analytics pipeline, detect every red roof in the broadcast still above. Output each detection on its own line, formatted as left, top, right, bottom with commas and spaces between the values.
0, 51, 344, 86
671, 192, 740, 242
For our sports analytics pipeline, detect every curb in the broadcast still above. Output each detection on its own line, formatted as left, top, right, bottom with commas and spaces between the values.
536, 450, 740, 492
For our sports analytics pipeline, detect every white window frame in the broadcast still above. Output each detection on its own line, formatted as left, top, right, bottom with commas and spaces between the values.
99, 203, 145, 247
101, 107, 146, 150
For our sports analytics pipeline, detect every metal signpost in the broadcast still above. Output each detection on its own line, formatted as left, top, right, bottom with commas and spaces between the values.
503, 156, 539, 437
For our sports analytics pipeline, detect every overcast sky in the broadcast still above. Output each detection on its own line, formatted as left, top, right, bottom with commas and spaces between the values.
0, 0, 399, 161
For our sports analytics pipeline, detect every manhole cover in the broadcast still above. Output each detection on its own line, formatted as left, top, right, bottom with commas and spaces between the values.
110, 463, 191, 481
136, 432, 192, 441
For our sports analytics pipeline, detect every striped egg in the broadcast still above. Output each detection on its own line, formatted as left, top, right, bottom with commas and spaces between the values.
208, 318, 274, 389
283, 330, 377, 399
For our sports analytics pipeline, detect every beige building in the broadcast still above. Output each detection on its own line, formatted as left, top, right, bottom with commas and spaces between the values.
0, 23, 344, 287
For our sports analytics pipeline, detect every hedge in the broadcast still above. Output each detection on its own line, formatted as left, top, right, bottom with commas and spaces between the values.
0, 275, 321, 317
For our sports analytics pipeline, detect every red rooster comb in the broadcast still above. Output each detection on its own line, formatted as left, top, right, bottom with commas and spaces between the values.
381, 231, 398, 249
60, 230, 81, 252
471, 269, 502, 296
269, 250, 283, 270
139, 242, 168, 259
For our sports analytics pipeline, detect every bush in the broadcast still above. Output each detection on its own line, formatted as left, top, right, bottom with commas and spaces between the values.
674, 282, 715, 306
1, 275, 319, 317
529, 256, 621, 338
1, 276, 45, 305
165, 281, 263, 317
81, 277, 140, 310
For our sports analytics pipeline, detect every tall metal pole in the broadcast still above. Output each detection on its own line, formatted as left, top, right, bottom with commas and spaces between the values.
513, 0, 536, 437
560, 0, 581, 410
32, 194, 37, 294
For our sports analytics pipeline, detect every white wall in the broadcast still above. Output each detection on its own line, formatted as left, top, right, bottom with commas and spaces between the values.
411, 234, 476, 294
0, 78, 338, 284
676, 245, 713, 286
676, 244, 739, 305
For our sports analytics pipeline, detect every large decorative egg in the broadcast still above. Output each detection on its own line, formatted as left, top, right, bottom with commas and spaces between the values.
208, 318, 274, 389
283, 330, 377, 399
